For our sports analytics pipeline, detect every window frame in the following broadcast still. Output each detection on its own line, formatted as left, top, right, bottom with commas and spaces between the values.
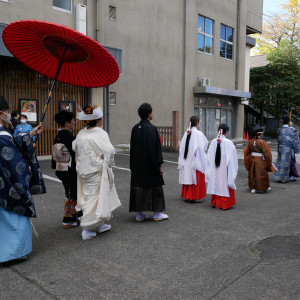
197, 15, 214, 55
109, 92, 116, 106
52, 0, 73, 13
220, 24, 234, 60
109, 5, 116, 21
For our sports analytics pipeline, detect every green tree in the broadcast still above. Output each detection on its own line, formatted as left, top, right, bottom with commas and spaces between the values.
250, 41, 300, 125
251, 0, 299, 55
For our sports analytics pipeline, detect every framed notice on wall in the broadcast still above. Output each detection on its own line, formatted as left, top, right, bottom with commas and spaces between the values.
19, 99, 38, 125
59, 101, 75, 113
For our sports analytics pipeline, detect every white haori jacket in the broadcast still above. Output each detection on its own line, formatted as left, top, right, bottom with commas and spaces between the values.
72, 127, 121, 229
178, 127, 208, 185
206, 135, 238, 197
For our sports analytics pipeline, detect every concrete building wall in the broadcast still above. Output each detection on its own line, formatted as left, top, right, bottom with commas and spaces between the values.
0, 0, 86, 27
97, 0, 262, 142
96, 0, 185, 144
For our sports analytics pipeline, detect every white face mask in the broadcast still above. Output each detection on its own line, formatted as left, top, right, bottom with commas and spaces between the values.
0, 111, 11, 124
20, 119, 27, 125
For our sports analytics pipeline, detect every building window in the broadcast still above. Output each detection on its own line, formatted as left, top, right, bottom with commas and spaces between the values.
220, 24, 233, 59
53, 0, 72, 12
197, 15, 214, 54
109, 6, 116, 21
109, 92, 116, 106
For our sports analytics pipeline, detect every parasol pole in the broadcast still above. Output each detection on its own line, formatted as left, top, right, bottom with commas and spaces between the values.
41, 60, 64, 122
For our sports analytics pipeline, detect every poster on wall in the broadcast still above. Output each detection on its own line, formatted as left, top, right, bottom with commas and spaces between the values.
19, 99, 38, 125
59, 101, 75, 113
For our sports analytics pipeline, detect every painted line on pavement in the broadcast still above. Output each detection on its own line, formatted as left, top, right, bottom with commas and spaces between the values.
43, 166, 131, 183
43, 174, 61, 183
113, 166, 130, 171
115, 153, 178, 165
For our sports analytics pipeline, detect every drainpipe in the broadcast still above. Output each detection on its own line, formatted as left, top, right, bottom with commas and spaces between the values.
94, 0, 98, 41
235, 0, 240, 90
182, 0, 187, 136
106, 86, 110, 134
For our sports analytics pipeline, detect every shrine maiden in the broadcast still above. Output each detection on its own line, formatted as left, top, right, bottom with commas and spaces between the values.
206, 124, 238, 210
178, 116, 208, 202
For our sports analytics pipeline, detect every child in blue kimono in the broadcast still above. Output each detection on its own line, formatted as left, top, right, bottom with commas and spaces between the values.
13, 114, 37, 142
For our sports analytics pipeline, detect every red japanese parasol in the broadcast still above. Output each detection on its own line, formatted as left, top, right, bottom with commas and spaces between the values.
2, 20, 119, 121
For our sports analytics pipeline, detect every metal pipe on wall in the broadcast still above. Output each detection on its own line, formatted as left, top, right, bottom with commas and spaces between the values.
181, 0, 187, 137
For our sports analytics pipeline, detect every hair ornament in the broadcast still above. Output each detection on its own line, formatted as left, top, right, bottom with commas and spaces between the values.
217, 129, 223, 143
187, 121, 191, 134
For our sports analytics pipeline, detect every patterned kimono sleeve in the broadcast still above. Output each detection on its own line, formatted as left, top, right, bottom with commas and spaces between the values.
0, 136, 36, 217
14, 134, 46, 194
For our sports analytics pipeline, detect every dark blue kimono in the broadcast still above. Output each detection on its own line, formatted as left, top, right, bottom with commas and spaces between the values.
0, 127, 46, 262
273, 125, 299, 182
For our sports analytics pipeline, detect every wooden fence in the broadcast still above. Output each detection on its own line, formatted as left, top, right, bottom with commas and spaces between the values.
157, 111, 179, 150
0, 56, 88, 155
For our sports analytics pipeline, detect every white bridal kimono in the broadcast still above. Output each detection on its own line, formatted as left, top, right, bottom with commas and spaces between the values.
206, 135, 238, 197
178, 127, 208, 185
72, 127, 121, 229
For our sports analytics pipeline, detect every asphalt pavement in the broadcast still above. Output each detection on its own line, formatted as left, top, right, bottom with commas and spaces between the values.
1, 151, 300, 300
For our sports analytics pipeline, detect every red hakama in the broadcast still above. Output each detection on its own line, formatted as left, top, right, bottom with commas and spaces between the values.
211, 188, 235, 210
181, 171, 206, 201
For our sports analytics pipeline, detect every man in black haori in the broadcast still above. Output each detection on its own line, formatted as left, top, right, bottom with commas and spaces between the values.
129, 103, 168, 222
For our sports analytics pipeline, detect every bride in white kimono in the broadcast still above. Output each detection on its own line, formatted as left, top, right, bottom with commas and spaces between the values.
73, 105, 121, 240
206, 124, 238, 210
178, 116, 208, 202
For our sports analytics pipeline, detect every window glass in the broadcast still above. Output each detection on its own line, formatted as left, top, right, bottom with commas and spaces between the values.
226, 27, 233, 42
226, 44, 233, 59
220, 25, 226, 40
199, 96, 207, 105
53, 0, 72, 11
220, 24, 233, 60
109, 6, 116, 20
220, 41, 226, 58
194, 107, 199, 117
206, 109, 219, 139
194, 97, 199, 105
205, 36, 213, 54
198, 15, 214, 54
221, 110, 227, 123
200, 108, 206, 133
205, 18, 213, 36
227, 110, 233, 138
109, 92, 116, 105
198, 16, 205, 33
207, 97, 219, 106
197, 34, 205, 52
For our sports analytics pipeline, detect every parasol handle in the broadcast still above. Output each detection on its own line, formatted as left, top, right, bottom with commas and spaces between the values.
41, 60, 64, 122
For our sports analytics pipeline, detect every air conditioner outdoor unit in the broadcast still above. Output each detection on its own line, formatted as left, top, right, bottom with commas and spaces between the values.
76, 4, 87, 35
200, 78, 210, 86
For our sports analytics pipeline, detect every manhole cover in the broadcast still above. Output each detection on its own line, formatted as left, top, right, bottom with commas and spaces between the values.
254, 235, 300, 264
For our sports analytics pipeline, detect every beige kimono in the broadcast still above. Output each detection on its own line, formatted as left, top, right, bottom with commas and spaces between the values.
72, 127, 121, 229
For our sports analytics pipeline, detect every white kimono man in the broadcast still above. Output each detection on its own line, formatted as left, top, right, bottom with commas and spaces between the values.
206, 125, 238, 210
73, 105, 121, 240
